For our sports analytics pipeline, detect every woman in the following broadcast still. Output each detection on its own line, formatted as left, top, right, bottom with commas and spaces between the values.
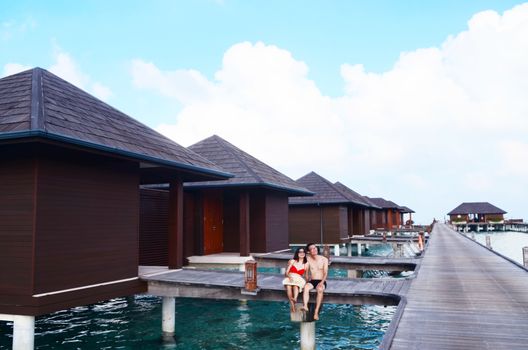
282, 247, 309, 312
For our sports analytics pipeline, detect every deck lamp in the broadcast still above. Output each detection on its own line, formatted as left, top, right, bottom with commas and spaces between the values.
244, 260, 258, 292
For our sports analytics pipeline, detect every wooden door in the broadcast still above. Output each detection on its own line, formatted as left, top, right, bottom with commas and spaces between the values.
203, 190, 223, 254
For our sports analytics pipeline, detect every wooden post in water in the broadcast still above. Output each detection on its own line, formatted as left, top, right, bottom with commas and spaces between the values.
300, 322, 316, 350
12, 315, 35, 350
162, 297, 175, 338
486, 235, 492, 250
523, 247, 528, 268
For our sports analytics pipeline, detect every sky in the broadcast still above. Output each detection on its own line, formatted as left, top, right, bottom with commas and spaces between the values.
1, 1, 527, 224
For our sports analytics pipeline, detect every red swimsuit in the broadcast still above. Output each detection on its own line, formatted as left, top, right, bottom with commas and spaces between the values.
289, 265, 305, 275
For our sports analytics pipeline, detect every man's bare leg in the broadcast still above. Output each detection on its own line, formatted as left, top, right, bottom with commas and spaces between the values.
301, 283, 313, 311
313, 287, 324, 320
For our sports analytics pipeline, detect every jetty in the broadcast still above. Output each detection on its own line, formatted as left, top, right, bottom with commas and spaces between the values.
254, 253, 418, 272
386, 223, 528, 349
141, 222, 528, 349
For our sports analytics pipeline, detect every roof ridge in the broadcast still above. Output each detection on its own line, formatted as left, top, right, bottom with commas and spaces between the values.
305, 172, 349, 201
213, 135, 265, 184
30, 67, 45, 131
334, 181, 371, 207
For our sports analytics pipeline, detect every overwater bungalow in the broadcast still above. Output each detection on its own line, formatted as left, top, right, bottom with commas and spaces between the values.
365, 197, 404, 230
448, 202, 507, 224
0, 68, 230, 327
288, 172, 378, 245
139, 135, 312, 266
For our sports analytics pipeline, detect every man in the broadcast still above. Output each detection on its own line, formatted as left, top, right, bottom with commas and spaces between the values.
301, 243, 328, 320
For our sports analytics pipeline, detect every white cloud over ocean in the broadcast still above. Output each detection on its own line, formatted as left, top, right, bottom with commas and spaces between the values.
132, 4, 528, 222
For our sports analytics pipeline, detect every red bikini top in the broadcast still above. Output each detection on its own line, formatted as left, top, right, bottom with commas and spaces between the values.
289, 264, 305, 275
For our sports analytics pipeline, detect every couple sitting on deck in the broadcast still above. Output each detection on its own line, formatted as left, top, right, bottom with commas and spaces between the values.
282, 243, 329, 320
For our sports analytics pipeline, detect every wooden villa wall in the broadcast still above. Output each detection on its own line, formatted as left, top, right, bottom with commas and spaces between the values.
140, 189, 206, 265
139, 189, 169, 266
215, 190, 289, 254
450, 214, 469, 223
373, 210, 387, 230
249, 191, 266, 253
289, 205, 349, 245
0, 153, 34, 298
289, 206, 322, 244
351, 207, 371, 235
222, 191, 239, 252
263, 192, 289, 252
362, 209, 371, 234
369, 209, 377, 230
34, 153, 139, 293
0, 145, 145, 316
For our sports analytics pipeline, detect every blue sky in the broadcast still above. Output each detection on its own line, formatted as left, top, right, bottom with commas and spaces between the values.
2, 1, 528, 223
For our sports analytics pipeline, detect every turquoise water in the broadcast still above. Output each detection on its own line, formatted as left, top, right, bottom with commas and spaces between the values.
0, 244, 403, 349
0, 296, 395, 349
472, 231, 528, 265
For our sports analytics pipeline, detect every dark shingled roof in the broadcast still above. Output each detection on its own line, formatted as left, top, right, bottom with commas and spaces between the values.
447, 202, 507, 215
185, 135, 312, 196
289, 171, 366, 205
333, 182, 381, 208
0, 68, 230, 179
399, 206, 415, 213
366, 197, 401, 209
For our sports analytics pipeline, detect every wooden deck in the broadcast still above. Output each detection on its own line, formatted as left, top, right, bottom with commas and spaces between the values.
254, 253, 419, 272
140, 222, 528, 348
141, 268, 411, 306
344, 236, 421, 243
387, 223, 528, 349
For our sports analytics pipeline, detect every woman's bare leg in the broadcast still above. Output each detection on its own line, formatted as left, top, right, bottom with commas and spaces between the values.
286, 285, 295, 312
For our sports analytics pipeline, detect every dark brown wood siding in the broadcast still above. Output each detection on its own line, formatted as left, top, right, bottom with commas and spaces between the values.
250, 191, 266, 253
352, 207, 362, 235
338, 206, 348, 240
322, 206, 347, 244
139, 189, 169, 266
289, 205, 348, 245
0, 154, 35, 296
362, 209, 371, 234
289, 206, 322, 244
33, 153, 139, 294
264, 192, 289, 252
222, 191, 239, 252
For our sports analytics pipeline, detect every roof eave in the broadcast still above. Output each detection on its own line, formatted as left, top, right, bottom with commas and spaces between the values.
184, 181, 314, 197
0, 130, 233, 180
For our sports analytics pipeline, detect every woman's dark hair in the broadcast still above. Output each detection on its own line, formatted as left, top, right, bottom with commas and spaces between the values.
293, 247, 308, 264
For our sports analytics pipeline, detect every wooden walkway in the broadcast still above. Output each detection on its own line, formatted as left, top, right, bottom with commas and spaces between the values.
141, 268, 411, 306
255, 253, 419, 272
388, 223, 528, 349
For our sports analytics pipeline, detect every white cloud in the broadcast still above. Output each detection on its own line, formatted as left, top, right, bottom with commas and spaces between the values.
2, 63, 32, 77
47, 46, 113, 101
2, 46, 113, 101
130, 4, 528, 222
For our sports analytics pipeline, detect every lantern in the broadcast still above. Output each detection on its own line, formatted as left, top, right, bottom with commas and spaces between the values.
244, 260, 257, 292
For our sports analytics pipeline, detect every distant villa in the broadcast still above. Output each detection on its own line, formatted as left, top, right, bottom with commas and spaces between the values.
447, 202, 507, 224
